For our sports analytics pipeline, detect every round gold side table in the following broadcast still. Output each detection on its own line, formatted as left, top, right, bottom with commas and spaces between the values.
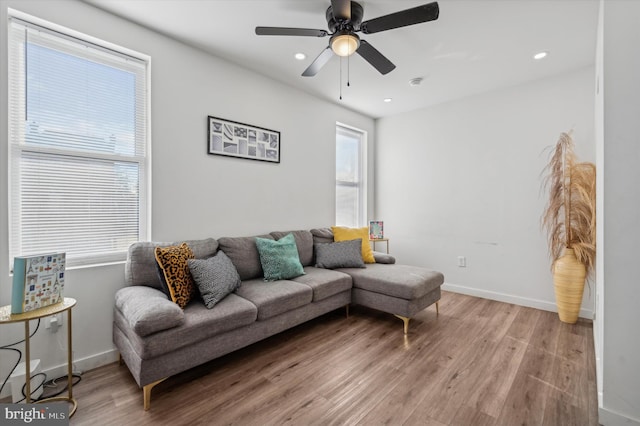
0, 297, 78, 417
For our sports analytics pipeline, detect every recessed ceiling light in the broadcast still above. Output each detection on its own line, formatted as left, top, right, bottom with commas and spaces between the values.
295, 53, 306, 60
533, 51, 548, 60
383, 98, 392, 103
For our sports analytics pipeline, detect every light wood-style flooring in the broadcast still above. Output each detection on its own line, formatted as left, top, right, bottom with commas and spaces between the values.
69, 291, 598, 425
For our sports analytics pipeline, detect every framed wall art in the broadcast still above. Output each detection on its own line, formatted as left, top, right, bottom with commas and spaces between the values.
208, 116, 280, 163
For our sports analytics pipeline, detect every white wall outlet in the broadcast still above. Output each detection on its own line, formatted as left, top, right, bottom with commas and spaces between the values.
457, 256, 467, 267
45, 313, 63, 331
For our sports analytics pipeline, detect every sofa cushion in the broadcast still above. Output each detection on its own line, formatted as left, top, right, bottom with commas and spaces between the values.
310, 227, 334, 245
270, 230, 314, 267
291, 267, 352, 302
234, 278, 313, 320
218, 234, 273, 281
314, 239, 366, 269
373, 252, 396, 264
331, 226, 376, 264
188, 251, 241, 309
125, 238, 218, 290
340, 263, 444, 300
115, 286, 184, 337
154, 243, 196, 309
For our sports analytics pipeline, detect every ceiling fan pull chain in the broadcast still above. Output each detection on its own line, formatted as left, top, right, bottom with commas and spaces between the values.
347, 53, 350, 87
339, 56, 343, 100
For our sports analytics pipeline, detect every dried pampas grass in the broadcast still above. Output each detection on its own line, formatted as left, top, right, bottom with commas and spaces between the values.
541, 132, 596, 275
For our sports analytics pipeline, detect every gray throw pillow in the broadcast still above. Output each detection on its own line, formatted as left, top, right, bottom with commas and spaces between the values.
314, 239, 366, 269
188, 251, 241, 309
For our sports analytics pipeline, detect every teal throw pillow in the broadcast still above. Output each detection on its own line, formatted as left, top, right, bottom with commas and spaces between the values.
255, 233, 305, 281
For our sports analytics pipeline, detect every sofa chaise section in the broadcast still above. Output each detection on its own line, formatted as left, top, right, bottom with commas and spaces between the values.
310, 228, 443, 334
346, 263, 443, 333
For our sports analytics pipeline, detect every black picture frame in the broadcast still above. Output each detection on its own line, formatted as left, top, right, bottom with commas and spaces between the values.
208, 116, 280, 163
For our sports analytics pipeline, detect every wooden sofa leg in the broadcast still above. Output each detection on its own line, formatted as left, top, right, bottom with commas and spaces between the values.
143, 378, 167, 411
436, 301, 439, 315
119, 354, 124, 366
345, 304, 350, 318
394, 315, 410, 335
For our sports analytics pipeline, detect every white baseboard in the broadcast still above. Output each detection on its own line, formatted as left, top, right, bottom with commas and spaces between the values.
0, 348, 119, 399
442, 282, 594, 319
599, 407, 640, 426
47, 348, 119, 379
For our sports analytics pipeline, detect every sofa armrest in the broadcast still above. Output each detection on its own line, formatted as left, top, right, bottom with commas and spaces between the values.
115, 286, 185, 337
373, 251, 396, 264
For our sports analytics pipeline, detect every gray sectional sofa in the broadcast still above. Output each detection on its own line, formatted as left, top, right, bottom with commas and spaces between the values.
113, 228, 444, 410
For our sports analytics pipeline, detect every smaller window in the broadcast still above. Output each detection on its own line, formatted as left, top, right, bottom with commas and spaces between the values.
335, 124, 366, 227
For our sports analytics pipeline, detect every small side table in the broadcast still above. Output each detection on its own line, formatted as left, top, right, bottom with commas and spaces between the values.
0, 297, 77, 417
369, 238, 389, 254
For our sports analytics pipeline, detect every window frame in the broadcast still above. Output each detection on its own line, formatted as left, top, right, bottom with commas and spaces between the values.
335, 122, 367, 228
7, 10, 152, 269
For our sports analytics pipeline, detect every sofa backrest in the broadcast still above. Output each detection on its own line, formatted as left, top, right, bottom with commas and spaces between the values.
125, 238, 219, 290
126, 229, 332, 287
217, 234, 273, 281
270, 230, 314, 267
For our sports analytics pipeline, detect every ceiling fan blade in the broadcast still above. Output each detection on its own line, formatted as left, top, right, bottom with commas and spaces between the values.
356, 40, 396, 75
331, 0, 351, 21
255, 27, 328, 37
361, 2, 439, 34
302, 47, 334, 77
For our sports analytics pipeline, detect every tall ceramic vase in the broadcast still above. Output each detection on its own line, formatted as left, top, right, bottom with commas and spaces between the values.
553, 248, 586, 324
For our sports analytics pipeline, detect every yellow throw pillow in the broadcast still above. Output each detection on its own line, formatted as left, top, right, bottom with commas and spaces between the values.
331, 226, 376, 264
155, 243, 196, 309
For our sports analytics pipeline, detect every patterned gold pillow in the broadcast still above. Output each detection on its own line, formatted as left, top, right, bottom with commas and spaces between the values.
154, 243, 196, 309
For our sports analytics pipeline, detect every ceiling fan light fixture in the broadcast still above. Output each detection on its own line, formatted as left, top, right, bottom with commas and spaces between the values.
330, 31, 360, 57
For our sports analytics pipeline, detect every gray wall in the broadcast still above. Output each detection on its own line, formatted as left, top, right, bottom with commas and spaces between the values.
375, 67, 596, 317
0, 0, 375, 394
597, 1, 640, 424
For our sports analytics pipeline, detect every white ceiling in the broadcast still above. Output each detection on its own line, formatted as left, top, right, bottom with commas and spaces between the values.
83, 0, 599, 118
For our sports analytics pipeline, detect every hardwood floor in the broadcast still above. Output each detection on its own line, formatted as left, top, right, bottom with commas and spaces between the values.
69, 291, 598, 425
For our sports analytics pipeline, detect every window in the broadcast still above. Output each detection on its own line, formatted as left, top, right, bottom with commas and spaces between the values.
8, 13, 149, 268
335, 124, 366, 227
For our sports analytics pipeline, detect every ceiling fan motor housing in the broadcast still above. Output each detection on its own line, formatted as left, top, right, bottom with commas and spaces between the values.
326, 1, 364, 32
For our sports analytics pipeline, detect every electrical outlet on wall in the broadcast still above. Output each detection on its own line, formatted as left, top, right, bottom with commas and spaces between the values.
457, 256, 467, 267
45, 313, 63, 331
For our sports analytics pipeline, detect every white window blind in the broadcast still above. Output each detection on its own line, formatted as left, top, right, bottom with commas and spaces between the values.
336, 124, 366, 227
8, 15, 150, 268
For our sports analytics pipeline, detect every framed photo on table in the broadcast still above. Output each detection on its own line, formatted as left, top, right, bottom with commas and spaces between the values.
208, 116, 280, 163
369, 221, 384, 239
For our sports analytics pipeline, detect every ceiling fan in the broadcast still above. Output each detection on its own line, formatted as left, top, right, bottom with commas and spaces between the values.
255, 0, 439, 77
